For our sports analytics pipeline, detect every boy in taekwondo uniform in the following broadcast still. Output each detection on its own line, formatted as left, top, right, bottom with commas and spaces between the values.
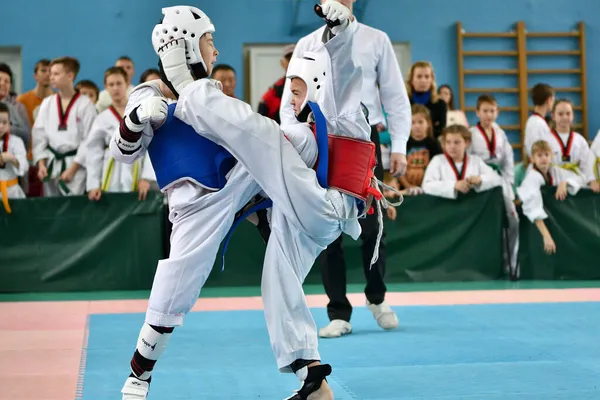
86, 66, 155, 201
112, 2, 397, 399
33, 57, 96, 196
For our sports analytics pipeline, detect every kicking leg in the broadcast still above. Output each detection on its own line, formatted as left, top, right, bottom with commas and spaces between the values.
263, 203, 348, 399
175, 81, 339, 239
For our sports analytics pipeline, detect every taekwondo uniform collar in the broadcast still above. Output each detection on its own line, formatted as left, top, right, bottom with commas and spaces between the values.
350, 17, 360, 33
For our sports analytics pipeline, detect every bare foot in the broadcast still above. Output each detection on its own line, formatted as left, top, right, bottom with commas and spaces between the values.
307, 378, 334, 400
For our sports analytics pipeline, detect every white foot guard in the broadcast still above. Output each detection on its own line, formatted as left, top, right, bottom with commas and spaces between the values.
367, 300, 398, 330
318, 319, 352, 338
122, 376, 149, 400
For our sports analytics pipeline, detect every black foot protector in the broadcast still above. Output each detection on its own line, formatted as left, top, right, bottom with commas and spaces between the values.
284, 364, 332, 400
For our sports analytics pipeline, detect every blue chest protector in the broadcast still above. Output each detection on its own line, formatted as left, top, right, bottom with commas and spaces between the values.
148, 103, 236, 191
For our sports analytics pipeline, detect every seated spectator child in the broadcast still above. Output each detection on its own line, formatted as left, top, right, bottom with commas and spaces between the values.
468, 94, 518, 273
400, 105, 442, 189
422, 124, 501, 199
517, 140, 585, 255
0, 103, 29, 213
549, 99, 597, 192
85, 67, 155, 201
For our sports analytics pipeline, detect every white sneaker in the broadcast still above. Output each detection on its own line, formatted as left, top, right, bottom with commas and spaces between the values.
122, 376, 149, 400
367, 300, 398, 330
318, 319, 352, 338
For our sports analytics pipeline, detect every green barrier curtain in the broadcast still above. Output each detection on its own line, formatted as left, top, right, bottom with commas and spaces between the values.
519, 187, 600, 280
0, 192, 164, 293
209, 187, 505, 287
0, 188, 507, 293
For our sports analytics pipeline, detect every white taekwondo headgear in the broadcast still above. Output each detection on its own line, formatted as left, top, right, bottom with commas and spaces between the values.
286, 51, 328, 111
152, 6, 215, 77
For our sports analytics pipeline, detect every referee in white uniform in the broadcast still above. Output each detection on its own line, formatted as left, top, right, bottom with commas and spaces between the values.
280, 0, 411, 338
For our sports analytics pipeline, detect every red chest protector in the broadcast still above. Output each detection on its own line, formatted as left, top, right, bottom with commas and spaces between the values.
310, 123, 380, 204
311, 118, 383, 214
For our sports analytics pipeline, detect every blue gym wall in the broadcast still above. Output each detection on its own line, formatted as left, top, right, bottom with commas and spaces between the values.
2, 0, 599, 138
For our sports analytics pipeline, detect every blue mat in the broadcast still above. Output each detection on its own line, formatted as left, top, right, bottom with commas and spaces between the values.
81, 302, 600, 399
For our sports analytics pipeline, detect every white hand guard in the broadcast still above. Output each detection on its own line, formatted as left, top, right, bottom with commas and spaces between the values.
158, 38, 195, 96
321, 0, 351, 24
137, 97, 169, 127
125, 96, 169, 132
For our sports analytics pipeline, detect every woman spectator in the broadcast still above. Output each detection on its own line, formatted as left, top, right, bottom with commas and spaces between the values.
406, 61, 446, 139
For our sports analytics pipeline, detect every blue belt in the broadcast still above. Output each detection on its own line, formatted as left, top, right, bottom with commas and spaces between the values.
220, 197, 272, 271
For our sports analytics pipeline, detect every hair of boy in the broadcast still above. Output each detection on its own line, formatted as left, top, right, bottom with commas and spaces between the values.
140, 68, 160, 84
117, 56, 133, 64
104, 66, 128, 84
34, 59, 51, 74
75, 80, 99, 97
531, 83, 554, 106
50, 57, 81, 79
476, 94, 498, 110
211, 64, 236, 76
531, 140, 552, 154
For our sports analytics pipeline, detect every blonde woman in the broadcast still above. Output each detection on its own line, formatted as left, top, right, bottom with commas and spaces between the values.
406, 61, 447, 138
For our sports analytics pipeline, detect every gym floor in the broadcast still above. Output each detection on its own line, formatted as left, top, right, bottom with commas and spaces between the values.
1, 281, 600, 400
